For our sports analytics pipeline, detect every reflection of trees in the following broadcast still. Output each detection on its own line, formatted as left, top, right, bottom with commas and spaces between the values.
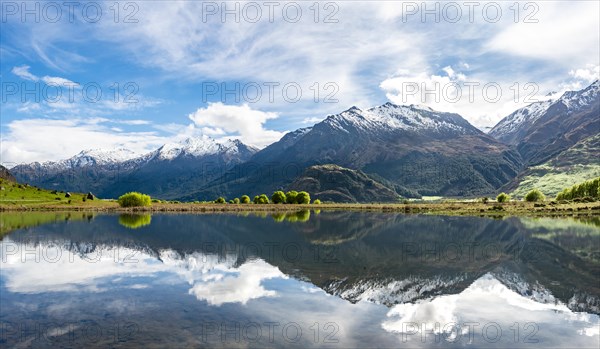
118, 214, 152, 229
1, 212, 94, 238
271, 210, 311, 223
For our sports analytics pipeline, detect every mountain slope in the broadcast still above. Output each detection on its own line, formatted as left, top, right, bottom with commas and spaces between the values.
490, 80, 599, 165
0, 165, 15, 182
287, 164, 401, 203
501, 134, 600, 198
489, 99, 554, 144
11, 136, 258, 199
186, 103, 522, 200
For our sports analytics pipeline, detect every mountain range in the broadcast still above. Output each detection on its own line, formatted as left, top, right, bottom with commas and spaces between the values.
9, 80, 600, 201
11, 136, 258, 200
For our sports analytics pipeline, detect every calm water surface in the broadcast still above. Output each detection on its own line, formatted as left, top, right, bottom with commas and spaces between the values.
1, 211, 599, 348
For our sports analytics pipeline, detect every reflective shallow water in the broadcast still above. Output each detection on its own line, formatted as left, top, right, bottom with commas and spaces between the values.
1, 212, 599, 348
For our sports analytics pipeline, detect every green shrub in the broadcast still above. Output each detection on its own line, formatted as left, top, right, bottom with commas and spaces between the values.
285, 191, 298, 204
524, 189, 545, 202
240, 195, 250, 204
233, 198, 240, 204
254, 194, 269, 204
215, 197, 226, 204
496, 193, 510, 203
271, 191, 286, 204
313, 199, 321, 204
296, 191, 310, 204
118, 192, 152, 207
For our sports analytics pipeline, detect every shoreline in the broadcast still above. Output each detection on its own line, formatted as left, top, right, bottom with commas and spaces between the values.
2, 201, 600, 217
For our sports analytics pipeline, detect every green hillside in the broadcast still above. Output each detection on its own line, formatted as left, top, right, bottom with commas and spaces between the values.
510, 135, 600, 198
0, 177, 110, 208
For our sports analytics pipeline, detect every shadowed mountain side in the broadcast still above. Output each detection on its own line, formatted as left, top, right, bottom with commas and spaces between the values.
287, 164, 401, 202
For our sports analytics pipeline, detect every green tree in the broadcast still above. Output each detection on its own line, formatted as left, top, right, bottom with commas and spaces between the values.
496, 193, 510, 203
271, 191, 286, 204
254, 194, 269, 204
260, 194, 270, 204
118, 192, 152, 207
296, 191, 310, 204
313, 199, 321, 204
285, 190, 298, 204
524, 189, 545, 202
215, 197, 226, 204
555, 177, 600, 201
240, 195, 251, 204
233, 198, 240, 204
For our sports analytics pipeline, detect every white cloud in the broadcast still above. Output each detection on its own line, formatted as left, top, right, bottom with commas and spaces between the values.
1, 241, 286, 307
382, 274, 600, 347
188, 103, 286, 148
41, 76, 79, 87
301, 117, 323, 125
379, 66, 570, 130
487, 2, 600, 66
186, 259, 286, 306
569, 65, 600, 83
11, 65, 39, 81
0, 118, 166, 165
16, 102, 41, 114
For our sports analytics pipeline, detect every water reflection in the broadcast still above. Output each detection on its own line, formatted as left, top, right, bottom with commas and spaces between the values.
1, 212, 599, 347
118, 214, 152, 229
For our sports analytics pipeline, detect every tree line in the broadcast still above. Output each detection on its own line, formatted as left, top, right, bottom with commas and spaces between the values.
556, 177, 600, 201
215, 190, 321, 205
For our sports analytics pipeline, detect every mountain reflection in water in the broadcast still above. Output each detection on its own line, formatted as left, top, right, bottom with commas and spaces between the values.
1, 212, 598, 348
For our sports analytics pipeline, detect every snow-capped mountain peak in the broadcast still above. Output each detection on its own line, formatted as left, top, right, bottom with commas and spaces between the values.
559, 79, 599, 109
489, 80, 599, 144
151, 136, 256, 161
323, 101, 477, 135
37, 148, 141, 171
410, 104, 435, 112
488, 99, 554, 141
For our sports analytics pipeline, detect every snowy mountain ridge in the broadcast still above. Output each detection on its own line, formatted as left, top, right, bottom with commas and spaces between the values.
323, 102, 479, 135
489, 80, 599, 143
23, 136, 257, 171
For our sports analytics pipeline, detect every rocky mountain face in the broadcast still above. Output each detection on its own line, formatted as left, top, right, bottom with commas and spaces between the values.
187, 103, 522, 200
286, 164, 401, 203
0, 165, 15, 182
10, 136, 258, 199
490, 80, 599, 165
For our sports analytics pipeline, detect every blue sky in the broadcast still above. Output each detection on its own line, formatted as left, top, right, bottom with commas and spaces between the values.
1, 0, 599, 164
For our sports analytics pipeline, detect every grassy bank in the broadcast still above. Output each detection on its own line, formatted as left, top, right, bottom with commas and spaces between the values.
2, 200, 600, 217
2, 178, 600, 217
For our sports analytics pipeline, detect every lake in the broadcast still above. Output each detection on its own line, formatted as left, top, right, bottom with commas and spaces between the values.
1, 211, 599, 348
